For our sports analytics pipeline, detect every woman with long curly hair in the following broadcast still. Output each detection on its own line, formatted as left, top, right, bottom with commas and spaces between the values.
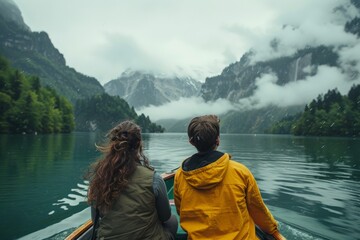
87, 120, 177, 239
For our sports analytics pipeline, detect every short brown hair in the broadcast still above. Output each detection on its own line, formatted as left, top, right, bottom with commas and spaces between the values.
188, 115, 220, 152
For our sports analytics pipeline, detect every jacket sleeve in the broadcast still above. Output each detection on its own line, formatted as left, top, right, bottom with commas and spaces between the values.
246, 170, 279, 235
174, 170, 181, 215
153, 172, 172, 222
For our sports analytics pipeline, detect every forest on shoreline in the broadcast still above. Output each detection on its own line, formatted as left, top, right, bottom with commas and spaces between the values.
267, 85, 360, 137
0, 56, 74, 134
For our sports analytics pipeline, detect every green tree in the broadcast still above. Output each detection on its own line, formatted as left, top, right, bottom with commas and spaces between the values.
348, 84, 360, 111
75, 94, 163, 132
0, 92, 12, 132
59, 96, 75, 132
0, 55, 75, 134
274, 85, 360, 137
10, 70, 23, 100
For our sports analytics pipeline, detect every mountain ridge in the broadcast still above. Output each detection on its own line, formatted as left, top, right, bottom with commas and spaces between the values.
201, 46, 339, 103
104, 70, 202, 108
0, 0, 104, 103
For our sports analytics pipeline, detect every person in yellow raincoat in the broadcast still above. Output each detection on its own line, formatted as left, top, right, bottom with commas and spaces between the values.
174, 115, 286, 240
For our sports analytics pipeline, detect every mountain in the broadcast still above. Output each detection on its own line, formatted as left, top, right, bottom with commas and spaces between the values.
0, 0, 104, 103
198, 46, 348, 133
156, 45, 341, 133
201, 46, 338, 103
0, 0, 29, 31
195, 1, 360, 133
104, 70, 201, 108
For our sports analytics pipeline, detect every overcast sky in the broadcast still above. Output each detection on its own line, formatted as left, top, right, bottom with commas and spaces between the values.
13, 0, 360, 120
13, 0, 358, 83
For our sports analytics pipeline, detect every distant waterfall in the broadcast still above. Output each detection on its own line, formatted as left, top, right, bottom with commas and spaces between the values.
294, 57, 301, 81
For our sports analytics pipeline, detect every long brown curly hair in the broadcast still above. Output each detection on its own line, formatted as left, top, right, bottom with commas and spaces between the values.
87, 120, 151, 213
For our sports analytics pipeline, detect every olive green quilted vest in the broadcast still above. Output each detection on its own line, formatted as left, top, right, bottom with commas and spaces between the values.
97, 166, 168, 240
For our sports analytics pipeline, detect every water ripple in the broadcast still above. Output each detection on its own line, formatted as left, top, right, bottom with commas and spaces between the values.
49, 181, 88, 215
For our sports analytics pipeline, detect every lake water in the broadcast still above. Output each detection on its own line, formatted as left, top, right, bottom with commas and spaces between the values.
0, 133, 359, 240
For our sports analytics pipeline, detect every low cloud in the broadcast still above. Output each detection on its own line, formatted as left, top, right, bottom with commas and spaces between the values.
338, 42, 360, 78
236, 66, 360, 110
240, 1, 359, 64
138, 97, 236, 121
138, 62, 360, 121
95, 33, 167, 77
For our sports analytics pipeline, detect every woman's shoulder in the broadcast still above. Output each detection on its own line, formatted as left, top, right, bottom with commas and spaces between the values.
153, 171, 163, 181
136, 164, 155, 172
132, 165, 155, 180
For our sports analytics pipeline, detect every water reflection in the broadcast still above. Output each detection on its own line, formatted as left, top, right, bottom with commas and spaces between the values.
0, 134, 75, 176
294, 137, 360, 239
294, 137, 360, 180
0, 133, 98, 240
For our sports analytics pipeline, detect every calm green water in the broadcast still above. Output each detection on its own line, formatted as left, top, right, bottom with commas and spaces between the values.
0, 133, 359, 240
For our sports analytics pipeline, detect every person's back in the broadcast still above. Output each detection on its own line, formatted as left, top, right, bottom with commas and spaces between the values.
98, 165, 168, 239
174, 115, 285, 240
87, 120, 177, 240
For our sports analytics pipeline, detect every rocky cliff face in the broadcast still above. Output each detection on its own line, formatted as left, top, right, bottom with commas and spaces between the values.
0, 0, 104, 102
104, 70, 201, 108
201, 46, 338, 103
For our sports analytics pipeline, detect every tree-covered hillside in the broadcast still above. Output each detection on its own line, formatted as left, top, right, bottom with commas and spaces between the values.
75, 93, 164, 133
0, 0, 104, 103
268, 85, 360, 137
0, 56, 74, 133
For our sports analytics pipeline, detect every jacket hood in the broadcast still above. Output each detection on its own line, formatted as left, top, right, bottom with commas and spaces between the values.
181, 153, 229, 189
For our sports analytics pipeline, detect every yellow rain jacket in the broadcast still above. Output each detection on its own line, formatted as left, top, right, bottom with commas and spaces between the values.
174, 152, 280, 240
